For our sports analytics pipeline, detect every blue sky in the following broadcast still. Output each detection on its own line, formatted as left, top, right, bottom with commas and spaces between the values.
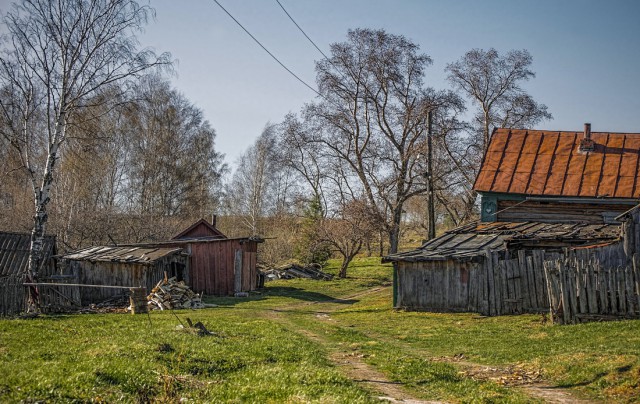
140, 0, 640, 164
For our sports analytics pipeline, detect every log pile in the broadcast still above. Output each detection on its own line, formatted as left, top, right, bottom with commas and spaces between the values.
147, 277, 205, 310
261, 263, 333, 281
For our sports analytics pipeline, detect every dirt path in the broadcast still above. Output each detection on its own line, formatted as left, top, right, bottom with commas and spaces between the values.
264, 308, 442, 403
262, 286, 598, 403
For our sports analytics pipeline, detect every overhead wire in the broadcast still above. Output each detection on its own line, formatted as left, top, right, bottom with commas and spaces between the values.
275, 0, 331, 61
275, 0, 355, 91
211, 0, 323, 99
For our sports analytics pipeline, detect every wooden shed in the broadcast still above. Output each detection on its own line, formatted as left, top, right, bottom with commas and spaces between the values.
165, 219, 263, 296
384, 222, 620, 315
61, 245, 189, 304
57, 218, 263, 304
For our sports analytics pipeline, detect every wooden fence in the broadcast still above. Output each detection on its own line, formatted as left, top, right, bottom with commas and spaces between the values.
0, 275, 27, 316
468, 250, 554, 316
37, 275, 82, 313
396, 250, 554, 316
543, 243, 640, 324
0, 275, 81, 317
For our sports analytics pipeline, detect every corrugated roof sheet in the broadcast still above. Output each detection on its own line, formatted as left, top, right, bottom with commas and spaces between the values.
61, 246, 185, 264
473, 129, 640, 198
0, 232, 56, 276
383, 221, 620, 262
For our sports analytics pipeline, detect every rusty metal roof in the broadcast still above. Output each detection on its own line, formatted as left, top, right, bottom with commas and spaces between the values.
473, 129, 640, 198
61, 246, 185, 264
383, 221, 620, 262
0, 232, 56, 277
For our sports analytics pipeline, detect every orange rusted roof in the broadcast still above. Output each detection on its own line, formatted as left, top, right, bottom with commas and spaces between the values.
473, 128, 640, 198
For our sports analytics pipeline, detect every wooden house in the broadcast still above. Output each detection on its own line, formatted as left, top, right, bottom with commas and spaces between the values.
475, 124, 639, 223
385, 125, 640, 317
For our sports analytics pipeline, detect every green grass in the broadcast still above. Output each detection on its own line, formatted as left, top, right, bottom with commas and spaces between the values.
0, 309, 374, 402
1, 257, 639, 403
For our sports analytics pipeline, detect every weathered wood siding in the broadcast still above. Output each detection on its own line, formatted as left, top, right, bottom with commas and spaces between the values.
396, 250, 551, 316
497, 200, 632, 224
0, 232, 58, 316
187, 239, 258, 296
68, 255, 188, 304
397, 260, 473, 311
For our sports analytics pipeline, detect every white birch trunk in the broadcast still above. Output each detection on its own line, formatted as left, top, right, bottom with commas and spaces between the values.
26, 116, 65, 309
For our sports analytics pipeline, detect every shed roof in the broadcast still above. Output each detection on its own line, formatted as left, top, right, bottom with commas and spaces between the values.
383, 221, 620, 263
172, 218, 226, 240
473, 128, 640, 198
61, 246, 185, 264
0, 232, 56, 277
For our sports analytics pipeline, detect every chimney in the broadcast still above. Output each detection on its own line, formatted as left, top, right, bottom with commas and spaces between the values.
211, 214, 217, 228
579, 122, 595, 152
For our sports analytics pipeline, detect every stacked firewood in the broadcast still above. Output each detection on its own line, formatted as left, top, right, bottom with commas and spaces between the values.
147, 277, 205, 310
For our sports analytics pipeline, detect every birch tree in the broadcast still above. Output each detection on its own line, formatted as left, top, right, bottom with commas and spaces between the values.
0, 0, 170, 304
227, 125, 280, 235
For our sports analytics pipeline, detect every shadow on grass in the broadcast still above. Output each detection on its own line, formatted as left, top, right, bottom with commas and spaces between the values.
205, 286, 359, 307
265, 286, 364, 305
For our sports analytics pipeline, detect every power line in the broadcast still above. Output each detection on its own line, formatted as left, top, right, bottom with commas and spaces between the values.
275, 0, 351, 86
211, 0, 323, 99
275, 0, 331, 61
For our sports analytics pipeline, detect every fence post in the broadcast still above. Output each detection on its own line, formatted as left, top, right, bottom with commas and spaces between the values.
129, 287, 148, 314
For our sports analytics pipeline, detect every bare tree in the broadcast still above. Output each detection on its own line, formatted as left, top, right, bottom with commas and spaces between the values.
124, 76, 224, 217
446, 48, 552, 155
305, 28, 459, 254
318, 198, 376, 278
0, 0, 170, 304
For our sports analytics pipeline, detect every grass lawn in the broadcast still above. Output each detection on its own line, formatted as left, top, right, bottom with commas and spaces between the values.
1, 257, 639, 402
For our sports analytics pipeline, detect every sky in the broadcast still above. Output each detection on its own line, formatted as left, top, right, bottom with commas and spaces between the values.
138, 0, 640, 165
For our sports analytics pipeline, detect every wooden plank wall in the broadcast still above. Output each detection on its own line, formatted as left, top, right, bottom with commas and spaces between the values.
188, 240, 258, 296
0, 275, 27, 316
497, 200, 630, 223
396, 250, 552, 316
397, 260, 473, 312
71, 257, 184, 304
38, 275, 81, 312
542, 243, 640, 324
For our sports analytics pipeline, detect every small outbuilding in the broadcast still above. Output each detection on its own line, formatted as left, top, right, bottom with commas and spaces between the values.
165, 218, 263, 296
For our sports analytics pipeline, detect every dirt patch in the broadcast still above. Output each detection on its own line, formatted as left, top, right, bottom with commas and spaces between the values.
521, 385, 597, 403
433, 355, 598, 403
